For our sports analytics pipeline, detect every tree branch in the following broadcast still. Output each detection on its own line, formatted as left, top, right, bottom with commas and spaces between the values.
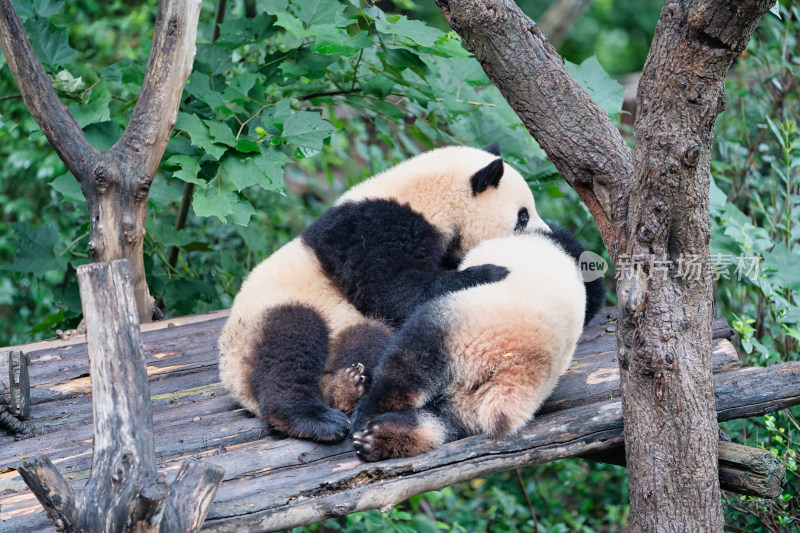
434, 0, 632, 261
114, 0, 202, 177
0, 0, 98, 182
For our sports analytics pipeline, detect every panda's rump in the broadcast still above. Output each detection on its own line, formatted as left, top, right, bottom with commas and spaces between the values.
218, 238, 367, 413
442, 285, 579, 437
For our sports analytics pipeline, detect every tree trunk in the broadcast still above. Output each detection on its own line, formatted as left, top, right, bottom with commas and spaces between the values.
16, 260, 224, 532
434, 0, 775, 530
619, 2, 774, 530
0, 0, 202, 323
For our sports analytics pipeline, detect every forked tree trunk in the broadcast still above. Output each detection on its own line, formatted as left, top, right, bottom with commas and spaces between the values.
0, 0, 202, 323
434, 0, 775, 530
16, 260, 225, 532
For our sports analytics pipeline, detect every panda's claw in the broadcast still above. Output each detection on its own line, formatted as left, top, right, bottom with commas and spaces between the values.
325, 364, 369, 414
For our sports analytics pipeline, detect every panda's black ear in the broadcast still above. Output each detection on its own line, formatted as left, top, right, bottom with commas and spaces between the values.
471, 159, 504, 196
482, 142, 501, 156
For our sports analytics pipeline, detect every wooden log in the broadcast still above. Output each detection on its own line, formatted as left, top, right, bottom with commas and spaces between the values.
15, 260, 224, 532
0, 350, 34, 439
717, 441, 787, 498
3, 358, 797, 532
200, 362, 800, 531
582, 440, 786, 499
0, 307, 789, 531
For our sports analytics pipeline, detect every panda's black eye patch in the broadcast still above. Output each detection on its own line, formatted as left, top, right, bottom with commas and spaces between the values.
515, 207, 529, 232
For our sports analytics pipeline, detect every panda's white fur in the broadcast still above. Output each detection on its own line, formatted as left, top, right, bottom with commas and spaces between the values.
218, 145, 547, 442
444, 232, 585, 436
352, 231, 586, 460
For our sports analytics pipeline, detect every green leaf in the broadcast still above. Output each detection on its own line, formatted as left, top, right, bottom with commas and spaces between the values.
259, 0, 290, 14
175, 112, 228, 160
222, 155, 271, 191
313, 26, 372, 55
215, 14, 275, 46
24, 17, 77, 69
371, 10, 443, 47
84, 120, 124, 151
381, 47, 427, 74
234, 139, 261, 154
68, 84, 111, 128
146, 219, 197, 247
424, 32, 471, 58
229, 196, 256, 226
192, 190, 233, 223
147, 179, 182, 209
204, 120, 238, 147
224, 72, 258, 104
274, 12, 310, 39
185, 72, 228, 115
280, 49, 336, 79
281, 111, 335, 150
564, 56, 625, 115
52, 70, 84, 93
14, 0, 64, 18
291, 0, 345, 26
50, 173, 85, 203
164, 155, 205, 186
194, 43, 234, 76
763, 243, 800, 290
5, 222, 69, 274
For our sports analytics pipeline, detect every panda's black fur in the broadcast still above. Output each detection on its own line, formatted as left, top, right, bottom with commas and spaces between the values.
302, 198, 510, 328
544, 222, 606, 327
352, 225, 602, 461
218, 144, 548, 443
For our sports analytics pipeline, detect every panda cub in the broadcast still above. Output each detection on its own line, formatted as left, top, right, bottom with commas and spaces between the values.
218, 144, 549, 443
352, 225, 603, 461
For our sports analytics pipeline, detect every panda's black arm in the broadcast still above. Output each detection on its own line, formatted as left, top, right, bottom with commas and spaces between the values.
351, 304, 452, 432
302, 198, 508, 326
351, 263, 508, 327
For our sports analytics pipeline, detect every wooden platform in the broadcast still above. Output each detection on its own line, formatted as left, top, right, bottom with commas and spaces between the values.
1, 308, 798, 531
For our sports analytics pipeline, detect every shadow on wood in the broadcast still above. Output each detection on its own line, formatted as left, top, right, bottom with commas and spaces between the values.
13, 260, 223, 532
1, 306, 797, 532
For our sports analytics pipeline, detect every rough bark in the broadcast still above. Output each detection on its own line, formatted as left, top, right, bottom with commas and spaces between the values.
0, 0, 202, 323
619, 2, 775, 531
434, 0, 774, 531
15, 260, 224, 532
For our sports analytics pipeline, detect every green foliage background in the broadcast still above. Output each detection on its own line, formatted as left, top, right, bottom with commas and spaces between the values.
0, 0, 797, 531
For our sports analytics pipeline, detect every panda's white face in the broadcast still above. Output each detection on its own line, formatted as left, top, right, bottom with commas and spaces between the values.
456, 160, 547, 254
338, 146, 546, 259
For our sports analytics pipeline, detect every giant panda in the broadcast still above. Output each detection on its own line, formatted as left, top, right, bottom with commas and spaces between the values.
351, 225, 604, 461
218, 144, 550, 443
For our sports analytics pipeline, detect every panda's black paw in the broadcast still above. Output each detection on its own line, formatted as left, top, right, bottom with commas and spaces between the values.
460, 264, 510, 286
353, 412, 436, 462
280, 407, 351, 443
353, 423, 390, 462
325, 363, 367, 415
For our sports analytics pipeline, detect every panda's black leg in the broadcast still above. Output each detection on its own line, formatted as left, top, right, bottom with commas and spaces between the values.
249, 304, 350, 443
351, 305, 450, 432
352, 404, 467, 461
322, 320, 393, 415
